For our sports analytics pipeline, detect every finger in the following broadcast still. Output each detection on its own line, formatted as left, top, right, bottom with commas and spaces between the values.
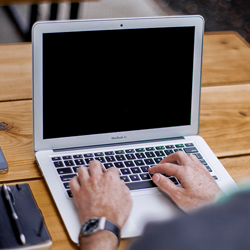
188, 154, 200, 164
160, 151, 191, 166
69, 175, 80, 194
106, 166, 120, 176
77, 165, 90, 182
88, 160, 106, 176
152, 173, 180, 199
149, 163, 181, 177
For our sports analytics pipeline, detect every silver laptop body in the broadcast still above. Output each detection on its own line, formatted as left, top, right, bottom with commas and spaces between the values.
32, 16, 238, 244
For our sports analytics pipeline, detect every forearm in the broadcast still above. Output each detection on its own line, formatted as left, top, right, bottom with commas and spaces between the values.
79, 230, 119, 250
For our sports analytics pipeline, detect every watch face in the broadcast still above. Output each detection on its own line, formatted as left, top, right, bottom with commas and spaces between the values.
82, 218, 100, 235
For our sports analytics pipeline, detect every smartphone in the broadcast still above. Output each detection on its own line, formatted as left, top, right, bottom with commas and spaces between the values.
0, 148, 8, 174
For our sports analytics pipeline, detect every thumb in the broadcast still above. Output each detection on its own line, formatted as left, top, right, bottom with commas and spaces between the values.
152, 174, 179, 198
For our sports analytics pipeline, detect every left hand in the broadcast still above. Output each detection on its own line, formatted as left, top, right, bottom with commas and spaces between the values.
149, 151, 221, 211
70, 160, 133, 229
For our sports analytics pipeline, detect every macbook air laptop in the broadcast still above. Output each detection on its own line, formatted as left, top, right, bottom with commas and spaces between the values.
32, 15, 238, 244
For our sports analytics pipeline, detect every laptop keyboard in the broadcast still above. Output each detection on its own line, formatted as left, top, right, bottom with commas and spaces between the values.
51, 142, 218, 198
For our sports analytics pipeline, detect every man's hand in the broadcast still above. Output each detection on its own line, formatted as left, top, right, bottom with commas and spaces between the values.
149, 151, 221, 211
70, 160, 132, 227
70, 160, 133, 250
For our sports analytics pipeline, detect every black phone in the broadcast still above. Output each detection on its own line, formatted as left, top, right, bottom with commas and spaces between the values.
0, 148, 8, 174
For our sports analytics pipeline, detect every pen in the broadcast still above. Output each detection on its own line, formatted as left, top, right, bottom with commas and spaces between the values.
2, 184, 26, 245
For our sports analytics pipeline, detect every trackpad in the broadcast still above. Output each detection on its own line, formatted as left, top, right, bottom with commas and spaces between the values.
131, 192, 180, 230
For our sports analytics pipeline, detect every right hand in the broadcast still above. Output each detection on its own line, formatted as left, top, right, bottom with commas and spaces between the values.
149, 151, 221, 211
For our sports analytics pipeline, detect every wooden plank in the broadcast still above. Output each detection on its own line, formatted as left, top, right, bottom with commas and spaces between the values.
0, 32, 250, 102
0, 43, 32, 101
200, 84, 250, 158
220, 155, 250, 182
0, 100, 41, 181
202, 32, 250, 86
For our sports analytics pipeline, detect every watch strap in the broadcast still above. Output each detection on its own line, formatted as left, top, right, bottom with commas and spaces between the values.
104, 219, 121, 243
79, 217, 120, 246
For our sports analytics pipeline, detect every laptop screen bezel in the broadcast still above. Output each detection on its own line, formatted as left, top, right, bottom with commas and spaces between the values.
32, 16, 204, 152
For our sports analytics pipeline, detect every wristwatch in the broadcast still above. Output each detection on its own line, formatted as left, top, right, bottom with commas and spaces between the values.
79, 217, 120, 245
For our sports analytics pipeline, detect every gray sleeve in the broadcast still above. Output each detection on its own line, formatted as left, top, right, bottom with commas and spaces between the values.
129, 191, 250, 250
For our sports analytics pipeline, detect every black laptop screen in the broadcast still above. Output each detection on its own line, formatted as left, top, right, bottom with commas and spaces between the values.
43, 26, 195, 139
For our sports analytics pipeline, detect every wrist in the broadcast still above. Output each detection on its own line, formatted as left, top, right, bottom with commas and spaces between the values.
79, 230, 118, 250
79, 217, 121, 249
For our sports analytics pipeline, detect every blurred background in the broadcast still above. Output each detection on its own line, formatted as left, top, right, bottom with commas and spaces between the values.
0, 0, 250, 44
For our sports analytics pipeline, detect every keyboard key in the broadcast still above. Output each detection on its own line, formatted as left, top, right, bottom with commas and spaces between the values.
184, 147, 198, 154
64, 160, 75, 166
120, 168, 131, 175
145, 152, 155, 158
105, 156, 116, 162
57, 167, 73, 175
155, 146, 165, 150
200, 159, 208, 165
120, 176, 130, 182
135, 148, 145, 152
129, 175, 140, 181
165, 149, 174, 155
95, 157, 106, 163
84, 153, 93, 157
85, 158, 94, 164
73, 154, 83, 159
185, 143, 194, 147
175, 144, 184, 148
105, 151, 114, 155
174, 149, 183, 152
206, 165, 212, 172
95, 152, 104, 156
125, 154, 136, 160
134, 160, 145, 166
131, 167, 142, 174
67, 190, 73, 198
53, 161, 64, 167
140, 173, 151, 180
165, 145, 174, 149
114, 162, 125, 168
75, 159, 85, 165
213, 176, 218, 180
144, 159, 154, 165
135, 153, 146, 159
115, 150, 125, 154
115, 155, 126, 161
125, 149, 135, 153
73, 166, 81, 172
155, 151, 165, 157
63, 182, 70, 189
52, 157, 61, 161
126, 180, 157, 190
104, 163, 114, 169
154, 157, 163, 164
146, 147, 155, 151
141, 166, 150, 172
194, 153, 203, 159
62, 156, 72, 160
124, 161, 134, 167
60, 174, 77, 182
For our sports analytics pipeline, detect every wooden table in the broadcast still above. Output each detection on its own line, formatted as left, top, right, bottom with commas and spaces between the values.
0, 31, 250, 249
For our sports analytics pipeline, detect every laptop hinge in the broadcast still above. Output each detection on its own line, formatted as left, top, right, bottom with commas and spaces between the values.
53, 136, 185, 152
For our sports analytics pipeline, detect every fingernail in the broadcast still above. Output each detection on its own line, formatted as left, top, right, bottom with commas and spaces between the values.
153, 174, 160, 183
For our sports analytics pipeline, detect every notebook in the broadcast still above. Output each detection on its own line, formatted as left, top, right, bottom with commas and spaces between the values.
32, 15, 238, 244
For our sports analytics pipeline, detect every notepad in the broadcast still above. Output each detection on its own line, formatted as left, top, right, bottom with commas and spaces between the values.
0, 184, 52, 250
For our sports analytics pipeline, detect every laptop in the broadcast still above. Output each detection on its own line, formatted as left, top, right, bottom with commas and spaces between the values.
32, 15, 238, 244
